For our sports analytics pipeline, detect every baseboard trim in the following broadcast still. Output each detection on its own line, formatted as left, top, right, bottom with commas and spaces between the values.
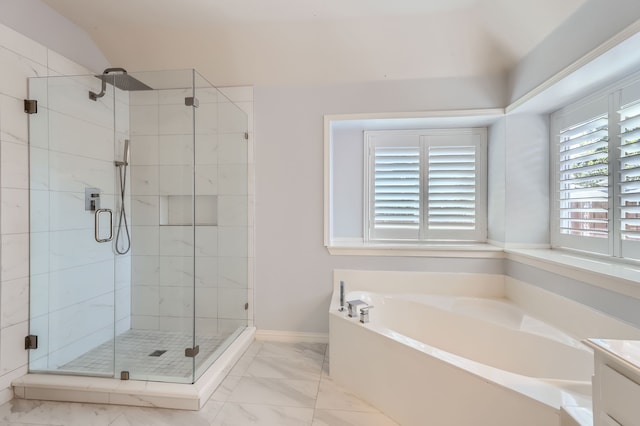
255, 330, 329, 343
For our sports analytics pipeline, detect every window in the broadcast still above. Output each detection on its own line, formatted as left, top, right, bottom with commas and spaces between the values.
364, 128, 487, 243
551, 80, 640, 260
619, 98, 640, 254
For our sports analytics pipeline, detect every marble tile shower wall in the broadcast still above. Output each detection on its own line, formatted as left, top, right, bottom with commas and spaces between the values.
129, 85, 253, 336
0, 23, 131, 404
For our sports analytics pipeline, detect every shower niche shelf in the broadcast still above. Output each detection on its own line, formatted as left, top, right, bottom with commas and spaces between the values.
160, 195, 217, 226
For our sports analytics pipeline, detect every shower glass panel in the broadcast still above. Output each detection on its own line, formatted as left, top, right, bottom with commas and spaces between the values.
27, 69, 248, 384
193, 72, 248, 380
28, 74, 120, 378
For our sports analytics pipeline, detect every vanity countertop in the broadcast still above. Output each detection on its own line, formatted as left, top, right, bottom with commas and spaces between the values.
585, 338, 640, 374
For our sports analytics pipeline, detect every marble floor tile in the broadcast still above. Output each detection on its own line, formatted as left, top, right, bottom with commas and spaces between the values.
245, 355, 322, 381
0, 338, 401, 426
227, 351, 257, 377
227, 377, 319, 407
210, 374, 243, 402
1, 423, 62, 426
315, 378, 379, 412
0, 399, 43, 423
107, 405, 216, 426
312, 409, 400, 426
257, 342, 326, 362
244, 341, 264, 357
321, 359, 330, 378
210, 403, 314, 426
0, 399, 120, 426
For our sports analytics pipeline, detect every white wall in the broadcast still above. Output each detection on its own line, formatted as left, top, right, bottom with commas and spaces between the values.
506, 261, 640, 328
508, 0, 640, 105
488, 113, 550, 248
487, 118, 506, 244
0, 0, 110, 74
503, 114, 550, 246
255, 76, 506, 333
331, 127, 364, 239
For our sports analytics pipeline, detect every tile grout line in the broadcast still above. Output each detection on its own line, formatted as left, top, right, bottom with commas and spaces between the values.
309, 346, 330, 425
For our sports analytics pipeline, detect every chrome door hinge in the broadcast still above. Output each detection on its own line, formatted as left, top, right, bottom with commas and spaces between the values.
25, 335, 38, 350
24, 99, 38, 114
244, 132, 249, 140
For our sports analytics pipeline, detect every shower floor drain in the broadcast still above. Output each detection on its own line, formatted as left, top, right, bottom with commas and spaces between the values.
149, 350, 167, 357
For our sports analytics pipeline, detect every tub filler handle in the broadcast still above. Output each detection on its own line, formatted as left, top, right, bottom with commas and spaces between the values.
360, 306, 374, 324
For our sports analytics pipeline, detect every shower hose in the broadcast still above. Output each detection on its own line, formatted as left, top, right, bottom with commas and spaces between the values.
115, 163, 131, 254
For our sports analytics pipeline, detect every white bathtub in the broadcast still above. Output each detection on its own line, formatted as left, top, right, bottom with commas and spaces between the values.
357, 291, 593, 382
329, 271, 617, 426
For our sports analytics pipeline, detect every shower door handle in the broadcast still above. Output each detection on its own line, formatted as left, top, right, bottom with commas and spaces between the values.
94, 208, 114, 243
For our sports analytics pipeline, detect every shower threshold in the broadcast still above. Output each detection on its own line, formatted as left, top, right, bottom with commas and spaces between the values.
11, 327, 255, 410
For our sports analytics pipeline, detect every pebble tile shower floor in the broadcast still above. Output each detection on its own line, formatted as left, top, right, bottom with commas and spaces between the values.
3, 341, 399, 425
60, 330, 230, 379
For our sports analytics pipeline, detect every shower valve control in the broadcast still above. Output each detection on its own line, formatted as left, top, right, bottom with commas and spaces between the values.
347, 300, 367, 318
85, 187, 101, 211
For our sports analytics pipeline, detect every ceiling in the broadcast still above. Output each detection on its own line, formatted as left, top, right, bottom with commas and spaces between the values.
42, 0, 587, 86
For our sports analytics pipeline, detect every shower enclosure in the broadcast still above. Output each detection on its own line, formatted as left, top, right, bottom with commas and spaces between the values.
27, 69, 250, 384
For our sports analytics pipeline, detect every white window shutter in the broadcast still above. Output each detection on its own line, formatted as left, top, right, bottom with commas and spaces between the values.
373, 147, 421, 230
365, 129, 486, 243
619, 101, 640, 246
427, 145, 477, 231
558, 114, 609, 239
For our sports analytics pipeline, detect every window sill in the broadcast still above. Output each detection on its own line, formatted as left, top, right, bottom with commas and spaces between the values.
326, 241, 504, 258
505, 248, 640, 299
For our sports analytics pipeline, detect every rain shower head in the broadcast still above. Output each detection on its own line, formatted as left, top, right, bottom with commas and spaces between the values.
89, 68, 152, 101
95, 73, 152, 91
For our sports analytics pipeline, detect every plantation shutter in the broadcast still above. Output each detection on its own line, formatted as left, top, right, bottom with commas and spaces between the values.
367, 133, 421, 240
373, 147, 421, 231
619, 100, 640, 245
365, 129, 486, 242
427, 145, 477, 231
551, 79, 640, 260
558, 114, 609, 239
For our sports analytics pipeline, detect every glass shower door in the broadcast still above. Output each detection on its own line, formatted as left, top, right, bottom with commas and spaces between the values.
28, 74, 119, 377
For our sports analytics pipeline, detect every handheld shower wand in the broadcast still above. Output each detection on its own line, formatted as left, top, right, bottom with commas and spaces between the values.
115, 139, 129, 166
114, 139, 131, 254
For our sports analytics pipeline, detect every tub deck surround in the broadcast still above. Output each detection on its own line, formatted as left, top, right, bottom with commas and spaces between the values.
328, 270, 632, 426
12, 327, 255, 410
